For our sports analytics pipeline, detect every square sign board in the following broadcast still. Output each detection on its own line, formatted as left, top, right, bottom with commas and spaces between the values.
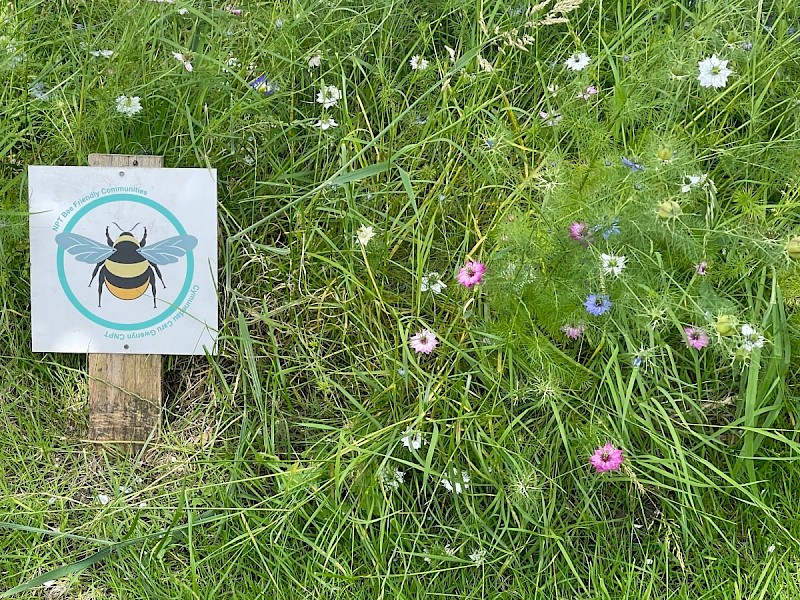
29, 166, 217, 355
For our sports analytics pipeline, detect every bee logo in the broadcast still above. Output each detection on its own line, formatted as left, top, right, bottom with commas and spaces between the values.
55, 223, 197, 308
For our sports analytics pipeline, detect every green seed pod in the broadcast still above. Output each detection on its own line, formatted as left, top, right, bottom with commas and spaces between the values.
715, 315, 737, 336
786, 237, 800, 260
657, 200, 681, 219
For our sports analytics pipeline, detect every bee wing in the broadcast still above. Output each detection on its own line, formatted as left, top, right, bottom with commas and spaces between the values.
137, 235, 198, 265
55, 232, 116, 263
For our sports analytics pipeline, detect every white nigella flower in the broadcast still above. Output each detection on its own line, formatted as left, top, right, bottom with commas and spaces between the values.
115, 95, 142, 116
410, 55, 429, 70
401, 429, 425, 450
89, 49, 114, 58
539, 111, 563, 127
697, 55, 732, 88
307, 52, 322, 68
469, 547, 487, 565
565, 52, 591, 71
421, 272, 447, 294
441, 468, 470, 494
680, 174, 710, 193
315, 117, 338, 130
96, 493, 110, 505
379, 466, 406, 489
600, 253, 627, 277
355, 225, 376, 246
740, 324, 765, 351
172, 51, 193, 72
317, 84, 342, 108
443, 543, 456, 556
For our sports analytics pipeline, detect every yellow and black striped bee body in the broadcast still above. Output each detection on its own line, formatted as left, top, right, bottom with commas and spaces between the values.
56, 224, 198, 309
90, 226, 162, 307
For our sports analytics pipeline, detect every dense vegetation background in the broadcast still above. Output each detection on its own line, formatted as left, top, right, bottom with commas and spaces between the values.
1, 0, 800, 597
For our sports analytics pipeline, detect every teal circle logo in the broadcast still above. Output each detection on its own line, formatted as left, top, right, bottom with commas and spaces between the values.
56, 193, 194, 331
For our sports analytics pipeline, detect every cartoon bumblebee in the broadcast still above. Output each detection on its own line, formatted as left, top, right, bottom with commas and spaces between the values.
56, 223, 197, 308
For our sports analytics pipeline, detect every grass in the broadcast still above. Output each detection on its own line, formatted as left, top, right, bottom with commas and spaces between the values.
2, 0, 800, 597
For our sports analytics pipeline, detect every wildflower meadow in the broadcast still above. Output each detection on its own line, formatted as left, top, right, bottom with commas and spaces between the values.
1, 0, 800, 597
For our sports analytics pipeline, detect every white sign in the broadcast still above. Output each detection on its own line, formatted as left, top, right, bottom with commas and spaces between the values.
29, 166, 217, 355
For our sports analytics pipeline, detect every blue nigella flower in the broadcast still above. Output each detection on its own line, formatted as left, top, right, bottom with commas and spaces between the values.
584, 294, 612, 316
633, 355, 642, 368
249, 75, 278, 96
593, 218, 620, 240
485, 138, 496, 149
621, 156, 645, 173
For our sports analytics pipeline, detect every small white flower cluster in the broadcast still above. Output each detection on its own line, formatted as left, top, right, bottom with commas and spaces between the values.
469, 547, 487, 565
410, 55, 429, 71
441, 468, 470, 494
315, 75, 341, 130
740, 324, 765, 352
355, 225, 376, 247
378, 466, 406, 490
421, 272, 446, 294
401, 428, 425, 450
680, 174, 712, 193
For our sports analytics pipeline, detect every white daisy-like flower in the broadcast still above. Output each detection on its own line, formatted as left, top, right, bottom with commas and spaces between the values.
355, 225, 376, 246
308, 52, 322, 68
315, 117, 338, 130
680, 174, 710, 193
316, 84, 342, 108
421, 272, 447, 294
697, 55, 732, 88
565, 52, 591, 71
172, 51, 193, 72
600, 253, 627, 277
410, 55, 429, 71
89, 49, 114, 58
740, 324, 765, 351
401, 429, 425, 450
469, 547, 487, 565
441, 468, 470, 494
115, 95, 142, 116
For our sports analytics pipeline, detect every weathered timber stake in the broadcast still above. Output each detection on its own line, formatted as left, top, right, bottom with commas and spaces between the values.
87, 153, 163, 445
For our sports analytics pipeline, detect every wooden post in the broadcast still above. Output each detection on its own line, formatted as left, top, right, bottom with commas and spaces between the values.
87, 153, 163, 445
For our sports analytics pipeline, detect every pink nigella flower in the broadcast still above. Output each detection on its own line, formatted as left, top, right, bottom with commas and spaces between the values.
695, 260, 707, 275
561, 324, 586, 339
410, 329, 438, 354
590, 443, 624, 473
576, 85, 598, 100
457, 261, 486, 288
684, 327, 709, 350
569, 221, 592, 245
